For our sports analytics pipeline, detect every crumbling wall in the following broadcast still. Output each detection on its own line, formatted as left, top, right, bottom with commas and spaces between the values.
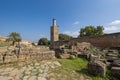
0, 46, 55, 63
70, 33, 120, 48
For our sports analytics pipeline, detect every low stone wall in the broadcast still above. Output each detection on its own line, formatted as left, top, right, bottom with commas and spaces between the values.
0, 50, 55, 63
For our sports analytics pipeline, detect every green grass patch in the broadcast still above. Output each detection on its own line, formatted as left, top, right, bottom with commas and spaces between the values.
53, 58, 109, 80
58, 58, 88, 71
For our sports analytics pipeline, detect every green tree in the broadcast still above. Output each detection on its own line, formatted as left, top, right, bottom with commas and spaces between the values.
79, 28, 85, 37
7, 32, 21, 45
78, 25, 104, 37
96, 26, 104, 36
38, 38, 49, 45
59, 34, 73, 41
84, 26, 96, 36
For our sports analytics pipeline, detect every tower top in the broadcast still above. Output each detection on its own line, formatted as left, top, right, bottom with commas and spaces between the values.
52, 18, 56, 26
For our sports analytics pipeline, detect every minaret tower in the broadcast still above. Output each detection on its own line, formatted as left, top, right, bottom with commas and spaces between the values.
50, 18, 59, 49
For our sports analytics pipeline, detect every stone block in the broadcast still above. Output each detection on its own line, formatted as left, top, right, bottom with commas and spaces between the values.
88, 61, 106, 77
111, 67, 120, 78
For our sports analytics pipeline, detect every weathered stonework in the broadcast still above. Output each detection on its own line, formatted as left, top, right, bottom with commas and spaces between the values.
54, 32, 120, 49
0, 46, 55, 63
70, 33, 120, 48
88, 61, 106, 77
50, 19, 59, 49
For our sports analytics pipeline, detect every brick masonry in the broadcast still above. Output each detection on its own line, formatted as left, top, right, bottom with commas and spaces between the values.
70, 32, 120, 48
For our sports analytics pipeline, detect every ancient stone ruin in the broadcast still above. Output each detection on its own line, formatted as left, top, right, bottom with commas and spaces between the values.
0, 19, 120, 79
88, 60, 106, 77
0, 45, 55, 63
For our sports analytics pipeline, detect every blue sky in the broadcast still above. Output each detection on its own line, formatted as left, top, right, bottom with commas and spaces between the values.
0, 0, 120, 42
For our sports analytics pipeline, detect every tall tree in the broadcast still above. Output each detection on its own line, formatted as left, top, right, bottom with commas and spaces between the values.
59, 34, 73, 41
7, 32, 21, 45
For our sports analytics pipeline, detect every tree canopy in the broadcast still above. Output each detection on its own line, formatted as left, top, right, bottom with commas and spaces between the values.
59, 34, 73, 41
78, 25, 104, 37
38, 38, 50, 46
7, 32, 21, 45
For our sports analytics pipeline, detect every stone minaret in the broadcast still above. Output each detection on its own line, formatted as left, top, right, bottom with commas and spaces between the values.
50, 18, 59, 49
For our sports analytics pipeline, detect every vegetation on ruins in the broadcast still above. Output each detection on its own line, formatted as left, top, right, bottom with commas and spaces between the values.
78, 25, 104, 37
6, 32, 21, 45
55, 58, 110, 80
38, 38, 50, 46
59, 33, 73, 41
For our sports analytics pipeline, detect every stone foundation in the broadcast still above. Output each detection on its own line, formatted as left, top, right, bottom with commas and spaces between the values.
0, 50, 55, 63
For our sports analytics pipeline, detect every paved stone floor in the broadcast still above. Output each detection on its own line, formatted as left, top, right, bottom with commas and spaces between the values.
0, 61, 61, 80
0, 60, 90, 80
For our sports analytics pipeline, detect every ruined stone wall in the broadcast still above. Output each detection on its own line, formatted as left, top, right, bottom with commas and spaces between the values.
70, 33, 120, 48
0, 49, 55, 63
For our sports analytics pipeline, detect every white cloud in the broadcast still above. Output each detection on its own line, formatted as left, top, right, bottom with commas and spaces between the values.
61, 20, 80, 37
39, 34, 46, 38
104, 26, 120, 33
63, 30, 79, 37
105, 26, 118, 31
109, 20, 120, 25
104, 20, 120, 33
73, 21, 80, 25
